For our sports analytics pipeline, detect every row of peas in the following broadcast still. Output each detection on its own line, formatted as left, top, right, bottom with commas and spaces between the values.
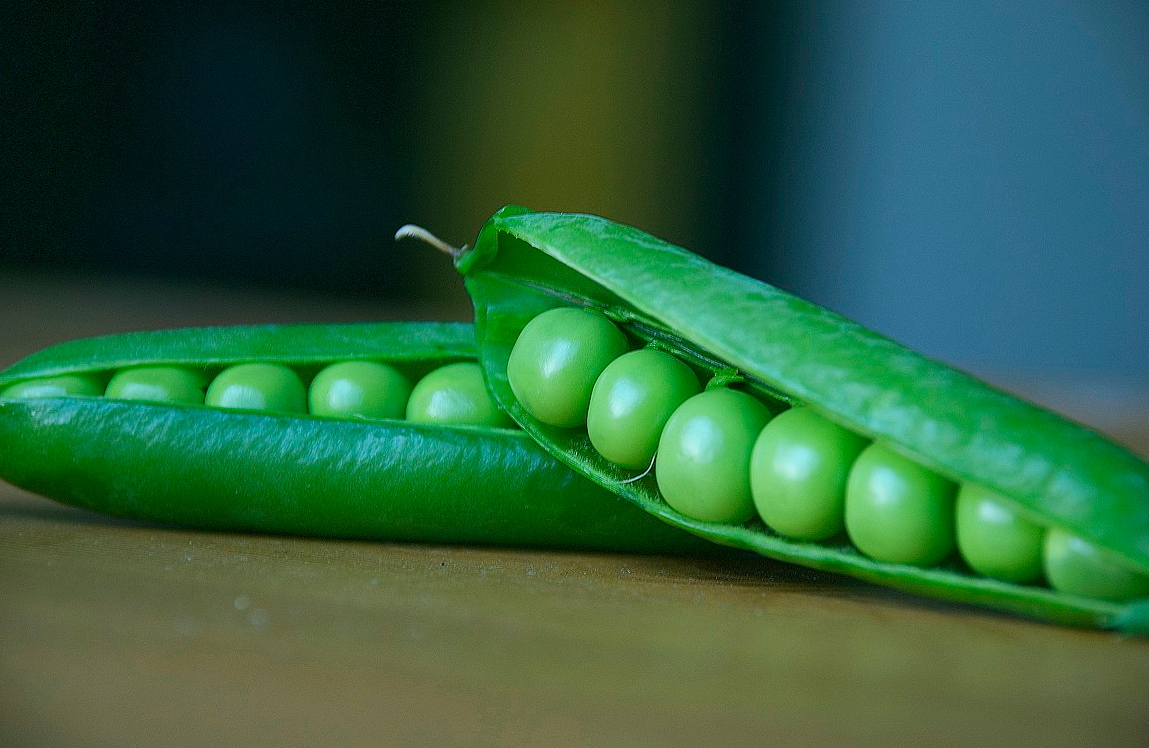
0, 361, 514, 429
505, 307, 1149, 602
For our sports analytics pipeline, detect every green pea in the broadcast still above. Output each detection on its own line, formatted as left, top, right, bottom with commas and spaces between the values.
955, 483, 1044, 584
655, 388, 774, 524
506, 307, 629, 427
308, 361, 411, 420
1044, 528, 1149, 601
406, 362, 514, 428
845, 443, 956, 566
105, 366, 207, 405
586, 348, 700, 470
749, 406, 869, 542
1, 374, 104, 400
204, 363, 306, 413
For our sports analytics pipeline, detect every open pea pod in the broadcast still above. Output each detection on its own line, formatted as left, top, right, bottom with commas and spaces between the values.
0, 321, 713, 554
451, 206, 1149, 633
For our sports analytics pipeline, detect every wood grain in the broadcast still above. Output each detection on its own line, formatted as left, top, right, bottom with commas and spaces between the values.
2, 272, 1147, 748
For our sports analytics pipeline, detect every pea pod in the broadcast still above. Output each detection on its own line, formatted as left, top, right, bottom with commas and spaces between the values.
446, 206, 1149, 633
0, 321, 714, 554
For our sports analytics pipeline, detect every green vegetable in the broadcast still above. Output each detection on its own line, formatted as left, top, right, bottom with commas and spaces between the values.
955, 483, 1045, 584
656, 388, 773, 524
439, 206, 1149, 632
844, 443, 957, 566
309, 360, 411, 420
587, 347, 700, 470
0, 322, 714, 554
749, 406, 869, 542
1, 373, 105, 400
406, 362, 513, 428
105, 366, 208, 405
506, 306, 629, 427
1044, 529, 1149, 602
205, 362, 307, 413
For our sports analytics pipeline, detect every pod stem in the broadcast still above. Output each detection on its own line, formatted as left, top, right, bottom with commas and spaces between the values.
395, 224, 467, 260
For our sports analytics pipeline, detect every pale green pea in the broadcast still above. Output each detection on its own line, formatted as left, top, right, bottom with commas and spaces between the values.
506, 307, 629, 428
845, 443, 956, 566
205, 363, 306, 413
309, 361, 411, 420
587, 348, 700, 470
106, 366, 207, 405
655, 388, 774, 524
955, 483, 1044, 584
1, 374, 105, 400
1044, 528, 1149, 602
749, 406, 869, 542
406, 362, 514, 428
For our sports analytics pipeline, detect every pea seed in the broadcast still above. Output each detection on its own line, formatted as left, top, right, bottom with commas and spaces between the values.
106, 366, 207, 405
1044, 528, 1149, 601
955, 484, 1044, 584
656, 388, 774, 524
506, 307, 629, 428
406, 362, 514, 428
845, 443, 956, 566
1, 374, 104, 399
750, 406, 869, 542
309, 361, 411, 420
205, 363, 307, 413
587, 348, 700, 470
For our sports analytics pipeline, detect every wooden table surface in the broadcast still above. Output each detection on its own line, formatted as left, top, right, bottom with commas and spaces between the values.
2, 271, 1147, 748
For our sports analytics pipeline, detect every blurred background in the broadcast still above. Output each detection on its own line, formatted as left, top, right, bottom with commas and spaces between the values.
2, 0, 1147, 429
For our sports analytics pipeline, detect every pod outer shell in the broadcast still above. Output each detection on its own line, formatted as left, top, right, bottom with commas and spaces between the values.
460, 207, 1149, 632
0, 397, 714, 554
0, 321, 478, 385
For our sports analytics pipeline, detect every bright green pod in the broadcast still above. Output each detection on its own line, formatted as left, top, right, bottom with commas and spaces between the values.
442, 206, 1149, 633
0, 322, 713, 555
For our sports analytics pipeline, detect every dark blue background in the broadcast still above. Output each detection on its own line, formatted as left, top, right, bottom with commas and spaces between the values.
2, 1, 1146, 383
